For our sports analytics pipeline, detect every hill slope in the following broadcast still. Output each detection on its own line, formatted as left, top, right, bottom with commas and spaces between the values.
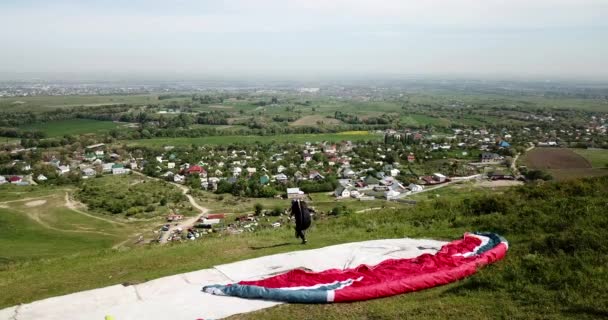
1, 177, 607, 319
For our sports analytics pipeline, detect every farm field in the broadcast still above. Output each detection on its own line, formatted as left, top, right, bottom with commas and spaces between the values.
522, 148, 608, 180
123, 132, 382, 147
571, 148, 608, 168
0, 94, 191, 112
523, 148, 591, 169
19, 119, 123, 137
289, 115, 343, 126
0, 177, 606, 318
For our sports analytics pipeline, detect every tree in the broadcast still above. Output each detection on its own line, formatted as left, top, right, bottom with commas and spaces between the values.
254, 203, 264, 215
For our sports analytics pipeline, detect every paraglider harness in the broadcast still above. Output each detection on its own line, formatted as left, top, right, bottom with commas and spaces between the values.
291, 199, 312, 244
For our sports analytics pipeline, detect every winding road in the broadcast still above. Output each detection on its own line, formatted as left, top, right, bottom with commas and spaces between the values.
131, 171, 210, 244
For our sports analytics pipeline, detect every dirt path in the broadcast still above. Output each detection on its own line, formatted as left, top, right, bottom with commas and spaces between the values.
0, 194, 55, 205
24, 210, 116, 236
132, 171, 210, 244
64, 192, 127, 226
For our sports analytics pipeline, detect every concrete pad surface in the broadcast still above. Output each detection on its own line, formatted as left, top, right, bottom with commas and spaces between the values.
0, 238, 447, 320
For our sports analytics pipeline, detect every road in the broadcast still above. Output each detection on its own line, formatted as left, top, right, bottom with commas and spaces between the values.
511, 145, 535, 175
132, 171, 209, 244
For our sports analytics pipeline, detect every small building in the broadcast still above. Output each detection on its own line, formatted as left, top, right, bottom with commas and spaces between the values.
167, 214, 184, 222
433, 173, 447, 183
82, 168, 96, 177
408, 183, 424, 192
480, 153, 501, 163
173, 174, 185, 183
102, 163, 114, 173
36, 174, 48, 181
112, 164, 127, 175
57, 165, 70, 175
287, 187, 305, 199
187, 165, 205, 176
274, 173, 288, 183
390, 169, 400, 177
0, 176, 6, 184
334, 186, 351, 198
259, 175, 270, 185
9, 176, 22, 184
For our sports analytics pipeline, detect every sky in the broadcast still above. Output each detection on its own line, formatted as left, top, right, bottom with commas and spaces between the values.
1, 0, 607, 81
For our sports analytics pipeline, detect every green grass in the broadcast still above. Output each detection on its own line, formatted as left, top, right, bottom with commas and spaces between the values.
0, 190, 133, 264
0, 94, 189, 111
123, 132, 382, 147
19, 119, 122, 137
571, 148, 608, 168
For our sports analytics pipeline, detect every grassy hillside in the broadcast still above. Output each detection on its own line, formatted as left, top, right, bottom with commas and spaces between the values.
1, 177, 606, 319
0, 186, 134, 264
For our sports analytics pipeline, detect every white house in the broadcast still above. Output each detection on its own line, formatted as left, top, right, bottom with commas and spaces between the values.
287, 187, 305, 199
384, 189, 401, 200
334, 186, 351, 198
232, 167, 242, 176
173, 174, 185, 183
390, 169, 400, 177
274, 173, 288, 183
277, 165, 286, 173
433, 173, 447, 183
82, 168, 96, 177
36, 174, 48, 181
57, 165, 70, 175
167, 162, 176, 169
111, 164, 127, 175
0, 176, 6, 184
102, 163, 114, 173
408, 183, 424, 192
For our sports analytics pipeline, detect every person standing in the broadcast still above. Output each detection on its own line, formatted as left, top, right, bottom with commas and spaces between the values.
291, 199, 312, 244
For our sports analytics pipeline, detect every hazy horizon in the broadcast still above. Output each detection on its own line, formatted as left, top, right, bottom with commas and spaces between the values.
2, 0, 608, 81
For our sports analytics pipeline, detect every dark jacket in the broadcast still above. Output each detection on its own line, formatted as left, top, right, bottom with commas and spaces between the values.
291, 200, 311, 231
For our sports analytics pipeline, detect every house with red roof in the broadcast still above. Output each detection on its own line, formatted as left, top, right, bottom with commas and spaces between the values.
187, 165, 206, 176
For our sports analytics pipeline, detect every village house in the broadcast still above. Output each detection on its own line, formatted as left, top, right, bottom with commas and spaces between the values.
102, 163, 114, 173
82, 168, 96, 177
287, 187, 305, 199
334, 186, 352, 198
57, 165, 70, 175
408, 183, 424, 192
274, 173, 288, 183
480, 153, 501, 163
0, 176, 6, 184
173, 174, 185, 183
9, 176, 22, 184
36, 174, 48, 182
112, 164, 127, 175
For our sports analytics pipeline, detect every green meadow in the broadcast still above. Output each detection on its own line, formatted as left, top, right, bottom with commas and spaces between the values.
19, 119, 122, 137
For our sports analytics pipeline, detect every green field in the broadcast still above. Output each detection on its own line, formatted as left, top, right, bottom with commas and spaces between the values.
571, 148, 608, 168
19, 119, 122, 137
0, 177, 606, 319
0, 94, 189, 111
0, 187, 134, 264
123, 132, 382, 147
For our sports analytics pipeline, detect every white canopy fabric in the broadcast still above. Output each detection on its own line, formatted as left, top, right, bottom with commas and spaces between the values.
0, 238, 446, 320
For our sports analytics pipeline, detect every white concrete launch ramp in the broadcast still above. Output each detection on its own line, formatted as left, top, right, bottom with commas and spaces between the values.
1, 238, 446, 320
